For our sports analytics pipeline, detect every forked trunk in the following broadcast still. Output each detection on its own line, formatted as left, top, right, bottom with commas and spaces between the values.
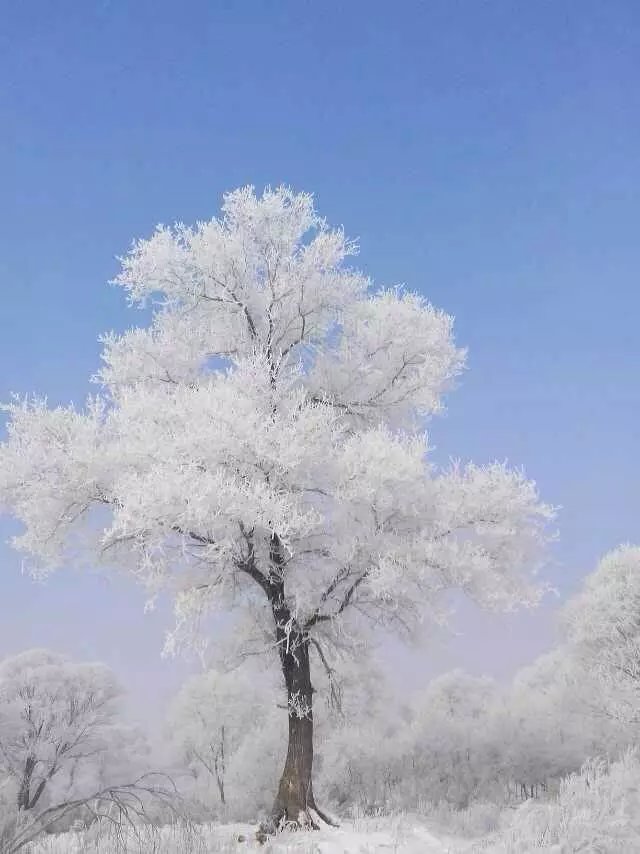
17, 755, 47, 811
18, 756, 47, 810
17, 756, 36, 811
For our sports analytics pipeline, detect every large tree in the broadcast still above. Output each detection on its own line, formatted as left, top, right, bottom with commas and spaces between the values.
0, 186, 552, 828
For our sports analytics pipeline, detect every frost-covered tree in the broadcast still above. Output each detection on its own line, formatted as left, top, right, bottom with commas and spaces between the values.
166, 667, 276, 815
0, 650, 133, 813
320, 669, 505, 812
564, 545, 640, 728
312, 651, 395, 811
0, 186, 553, 828
51, 720, 150, 809
166, 654, 391, 821
498, 635, 638, 802
407, 671, 503, 807
501, 648, 590, 798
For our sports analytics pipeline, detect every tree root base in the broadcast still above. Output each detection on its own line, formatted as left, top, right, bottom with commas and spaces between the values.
256, 805, 340, 842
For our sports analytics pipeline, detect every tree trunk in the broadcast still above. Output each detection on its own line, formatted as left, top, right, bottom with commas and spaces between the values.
264, 595, 338, 832
18, 756, 36, 811
253, 536, 337, 836
271, 641, 316, 826
215, 725, 225, 805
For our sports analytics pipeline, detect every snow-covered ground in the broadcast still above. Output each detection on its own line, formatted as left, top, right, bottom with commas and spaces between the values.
25, 817, 478, 853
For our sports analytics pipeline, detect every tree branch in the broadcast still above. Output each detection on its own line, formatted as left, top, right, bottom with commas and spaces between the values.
305, 570, 369, 629
308, 637, 342, 714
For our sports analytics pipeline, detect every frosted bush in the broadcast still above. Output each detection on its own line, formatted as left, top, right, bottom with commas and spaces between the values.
486, 749, 640, 853
424, 800, 502, 838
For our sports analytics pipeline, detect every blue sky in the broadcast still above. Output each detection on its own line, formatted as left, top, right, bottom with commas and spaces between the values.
1, 1, 639, 723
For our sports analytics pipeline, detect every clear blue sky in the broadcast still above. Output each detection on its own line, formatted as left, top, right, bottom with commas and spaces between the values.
1, 1, 639, 723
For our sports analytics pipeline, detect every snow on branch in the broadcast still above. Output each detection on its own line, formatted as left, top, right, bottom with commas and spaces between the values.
0, 185, 554, 663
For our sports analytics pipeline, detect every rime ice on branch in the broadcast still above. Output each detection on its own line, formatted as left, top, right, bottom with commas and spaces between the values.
563, 546, 640, 725
0, 650, 146, 815
0, 186, 554, 828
